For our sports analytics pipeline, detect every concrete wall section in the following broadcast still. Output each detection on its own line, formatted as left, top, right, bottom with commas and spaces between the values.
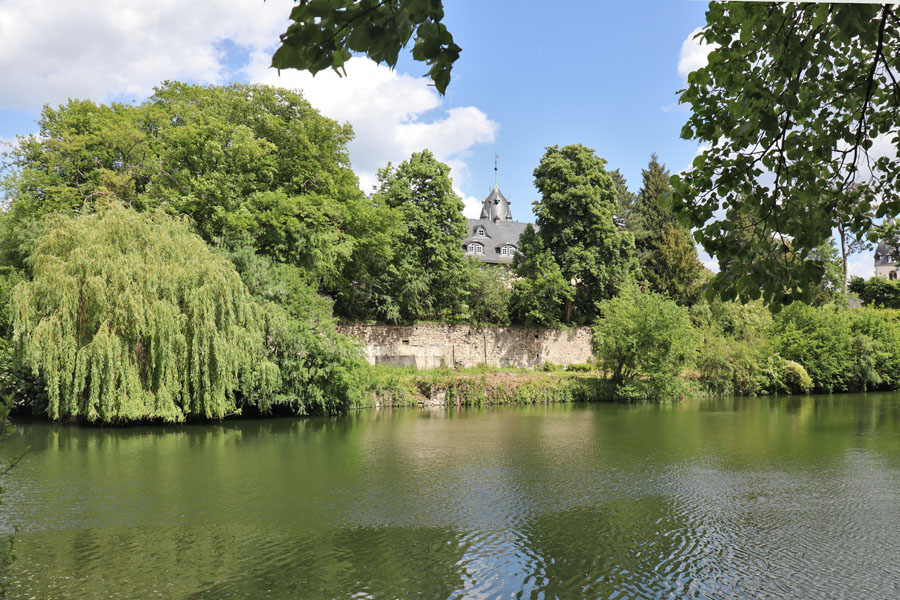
338, 323, 594, 369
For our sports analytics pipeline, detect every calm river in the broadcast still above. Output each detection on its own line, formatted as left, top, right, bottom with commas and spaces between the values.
2, 394, 900, 599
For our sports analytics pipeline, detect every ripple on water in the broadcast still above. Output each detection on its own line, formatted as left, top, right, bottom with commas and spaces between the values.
5, 401, 900, 599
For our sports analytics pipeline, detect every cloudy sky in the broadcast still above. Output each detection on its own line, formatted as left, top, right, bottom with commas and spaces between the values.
0, 0, 877, 277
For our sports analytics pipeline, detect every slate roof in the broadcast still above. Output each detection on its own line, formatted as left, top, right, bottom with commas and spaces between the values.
463, 185, 536, 264
463, 219, 533, 264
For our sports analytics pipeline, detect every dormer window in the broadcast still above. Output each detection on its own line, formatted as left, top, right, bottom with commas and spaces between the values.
500, 245, 517, 256
476, 226, 486, 236
467, 243, 484, 255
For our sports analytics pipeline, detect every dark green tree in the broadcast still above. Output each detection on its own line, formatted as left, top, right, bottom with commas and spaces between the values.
672, 3, 900, 307
509, 225, 574, 327
532, 144, 639, 323
330, 198, 405, 322
223, 247, 367, 415
610, 168, 636, 215
373, 150, 469, 322
849, 276, 900, 308
627, 154, 705, 305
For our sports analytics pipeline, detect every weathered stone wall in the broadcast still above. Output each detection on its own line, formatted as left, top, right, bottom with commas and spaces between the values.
338, 323, 594, 369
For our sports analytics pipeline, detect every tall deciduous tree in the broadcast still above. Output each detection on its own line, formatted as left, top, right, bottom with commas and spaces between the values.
672, 3, 900, 307
627, 154, 705, 305
373, 150, 469, 322
532, 144, 639, 323
1, 83, 362, 285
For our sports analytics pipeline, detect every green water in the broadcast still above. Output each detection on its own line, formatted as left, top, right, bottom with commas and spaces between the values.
2, 394, 900, 599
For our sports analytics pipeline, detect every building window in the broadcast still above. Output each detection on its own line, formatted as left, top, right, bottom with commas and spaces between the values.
476, 226, 486, 236
500, 245, 517, 256
467, 243, 484, 255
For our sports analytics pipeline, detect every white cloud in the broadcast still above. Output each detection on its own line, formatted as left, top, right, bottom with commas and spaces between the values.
677, 27, 719, 80
249, 56, 499, 198
848, 254, 874, 279
461, 194, 483, 219
0, 0, 295, 110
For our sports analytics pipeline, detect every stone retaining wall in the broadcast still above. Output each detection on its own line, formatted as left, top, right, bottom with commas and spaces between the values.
338, 323, 594, 369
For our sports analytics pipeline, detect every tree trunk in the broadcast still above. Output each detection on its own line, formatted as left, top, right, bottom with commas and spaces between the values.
838, 222, 849, 293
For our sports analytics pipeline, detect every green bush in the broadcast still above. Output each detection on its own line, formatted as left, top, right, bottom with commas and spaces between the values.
849, 276, 900, 309
565, 363, 593, 372
782, 360, 813, 394
695, 330, 784, 396
223, 247, 367, 415
846, 307, 900, 391
594, 286, 697, 399
464, 262, 511, 326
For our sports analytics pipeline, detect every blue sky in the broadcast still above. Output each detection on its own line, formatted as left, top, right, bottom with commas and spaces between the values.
0, 0, 876, 276
433, 0, 708, 217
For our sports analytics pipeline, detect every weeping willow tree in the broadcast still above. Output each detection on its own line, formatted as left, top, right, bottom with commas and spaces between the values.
12, 206, 281, 422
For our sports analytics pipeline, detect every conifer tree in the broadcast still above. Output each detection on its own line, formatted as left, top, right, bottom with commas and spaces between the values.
627, 154, 705, 305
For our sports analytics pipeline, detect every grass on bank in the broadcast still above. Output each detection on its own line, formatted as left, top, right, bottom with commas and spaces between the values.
356, 363, 705, 409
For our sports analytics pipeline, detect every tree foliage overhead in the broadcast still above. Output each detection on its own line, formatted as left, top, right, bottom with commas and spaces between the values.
13, 206, 281, 422
273, 0, 461, 94
673, 3, 900, 308
532, 144, 639, 323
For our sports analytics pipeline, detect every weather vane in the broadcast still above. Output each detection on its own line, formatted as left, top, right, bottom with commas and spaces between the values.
494, 153, 500, 188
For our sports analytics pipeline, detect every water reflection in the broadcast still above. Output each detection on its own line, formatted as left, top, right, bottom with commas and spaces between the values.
2, 394, 900, 598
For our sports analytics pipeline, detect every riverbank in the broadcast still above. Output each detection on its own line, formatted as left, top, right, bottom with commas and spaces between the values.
359, 365, 604, 408
358, 365, 709, 408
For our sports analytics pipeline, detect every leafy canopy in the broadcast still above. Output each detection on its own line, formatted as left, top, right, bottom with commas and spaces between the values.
532, 144, 639, 323
1, 82, 362, 285
673, 3, 900, 308
371, 149, 469, 322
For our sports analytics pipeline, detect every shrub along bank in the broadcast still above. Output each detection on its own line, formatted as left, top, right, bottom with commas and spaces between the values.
592, 287, 900, 400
